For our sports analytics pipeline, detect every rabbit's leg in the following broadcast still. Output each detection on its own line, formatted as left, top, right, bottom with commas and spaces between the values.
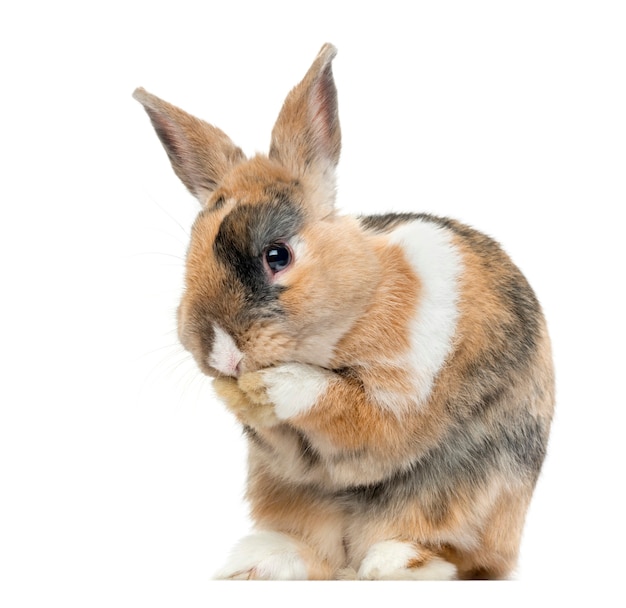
357, 540, 457, 580
219, 468, 346, 580
448, 488, 529, 580
215, 530, 324, 580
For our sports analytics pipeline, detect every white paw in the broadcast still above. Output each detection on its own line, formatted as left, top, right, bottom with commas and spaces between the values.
358, 540, 457, 581
214, 531, 309, 580
261, 363, 333, 420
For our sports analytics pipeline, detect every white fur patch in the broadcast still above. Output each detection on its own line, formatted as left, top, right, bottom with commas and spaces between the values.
358, 540, 416, 578
208, 325, 243, 377
388, 220, 463, 407
358, 540, 457, 581
214, 531, 308, 580
261, 363, 333, 419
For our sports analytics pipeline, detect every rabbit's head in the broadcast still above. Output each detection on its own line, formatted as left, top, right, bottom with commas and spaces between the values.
134, 45, 377, 377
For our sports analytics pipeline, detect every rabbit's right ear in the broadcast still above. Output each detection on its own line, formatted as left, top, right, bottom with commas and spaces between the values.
133, 88, 245, 205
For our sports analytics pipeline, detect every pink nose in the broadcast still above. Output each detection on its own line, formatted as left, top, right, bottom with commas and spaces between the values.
209, 353, 242, 377
224, 354, 243, 377
207, 325, 244, 377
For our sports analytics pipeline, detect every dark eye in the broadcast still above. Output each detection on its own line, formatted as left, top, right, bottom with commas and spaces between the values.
265, 243, 292, 273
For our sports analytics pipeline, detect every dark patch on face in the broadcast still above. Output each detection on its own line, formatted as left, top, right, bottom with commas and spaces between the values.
213, 192, 304, 318
339, 410, 549, 524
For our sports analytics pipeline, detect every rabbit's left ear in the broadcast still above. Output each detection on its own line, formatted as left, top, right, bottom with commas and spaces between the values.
133, 87, 246, 205
269, 44, 341, 184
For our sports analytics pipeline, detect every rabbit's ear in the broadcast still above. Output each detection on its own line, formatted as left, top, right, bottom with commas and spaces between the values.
269, 44, 341, 186
133, 88, 245, 204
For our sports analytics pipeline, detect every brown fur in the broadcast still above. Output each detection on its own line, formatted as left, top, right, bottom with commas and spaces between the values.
134, 43, 555, 580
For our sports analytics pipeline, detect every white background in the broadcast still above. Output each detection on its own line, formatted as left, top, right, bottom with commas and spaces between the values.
1, 1, 624, 606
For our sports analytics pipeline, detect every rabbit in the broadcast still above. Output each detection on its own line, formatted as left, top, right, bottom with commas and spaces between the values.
133, 43, 555, 580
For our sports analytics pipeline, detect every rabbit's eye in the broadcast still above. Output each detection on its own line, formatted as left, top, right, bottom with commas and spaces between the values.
265, 243, 292, 273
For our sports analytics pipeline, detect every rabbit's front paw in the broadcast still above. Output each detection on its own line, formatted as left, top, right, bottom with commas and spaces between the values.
357, 540, 457, 580
215, 531, 309, 580
240, 363, 333, 420
213, 376, 279, 428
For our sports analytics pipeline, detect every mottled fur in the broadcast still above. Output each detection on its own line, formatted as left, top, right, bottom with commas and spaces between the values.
134, 43, 554, 580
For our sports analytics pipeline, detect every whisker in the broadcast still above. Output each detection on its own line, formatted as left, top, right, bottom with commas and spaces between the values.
146, 226, 189, 250
137, 341, 188, 395
130, 251, 186, 263
177, 365, 207, 403
149, 195, 192, 241
137, 341, 183, 360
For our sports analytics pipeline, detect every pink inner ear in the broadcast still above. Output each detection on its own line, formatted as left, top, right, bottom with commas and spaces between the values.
309, 65, 340, 159
145, 108, 185, 161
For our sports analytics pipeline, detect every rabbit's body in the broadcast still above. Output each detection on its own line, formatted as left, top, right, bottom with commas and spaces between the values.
134, 44, 554, 580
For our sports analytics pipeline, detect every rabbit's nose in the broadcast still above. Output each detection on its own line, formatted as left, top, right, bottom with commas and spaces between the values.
207, 324, 244, 378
